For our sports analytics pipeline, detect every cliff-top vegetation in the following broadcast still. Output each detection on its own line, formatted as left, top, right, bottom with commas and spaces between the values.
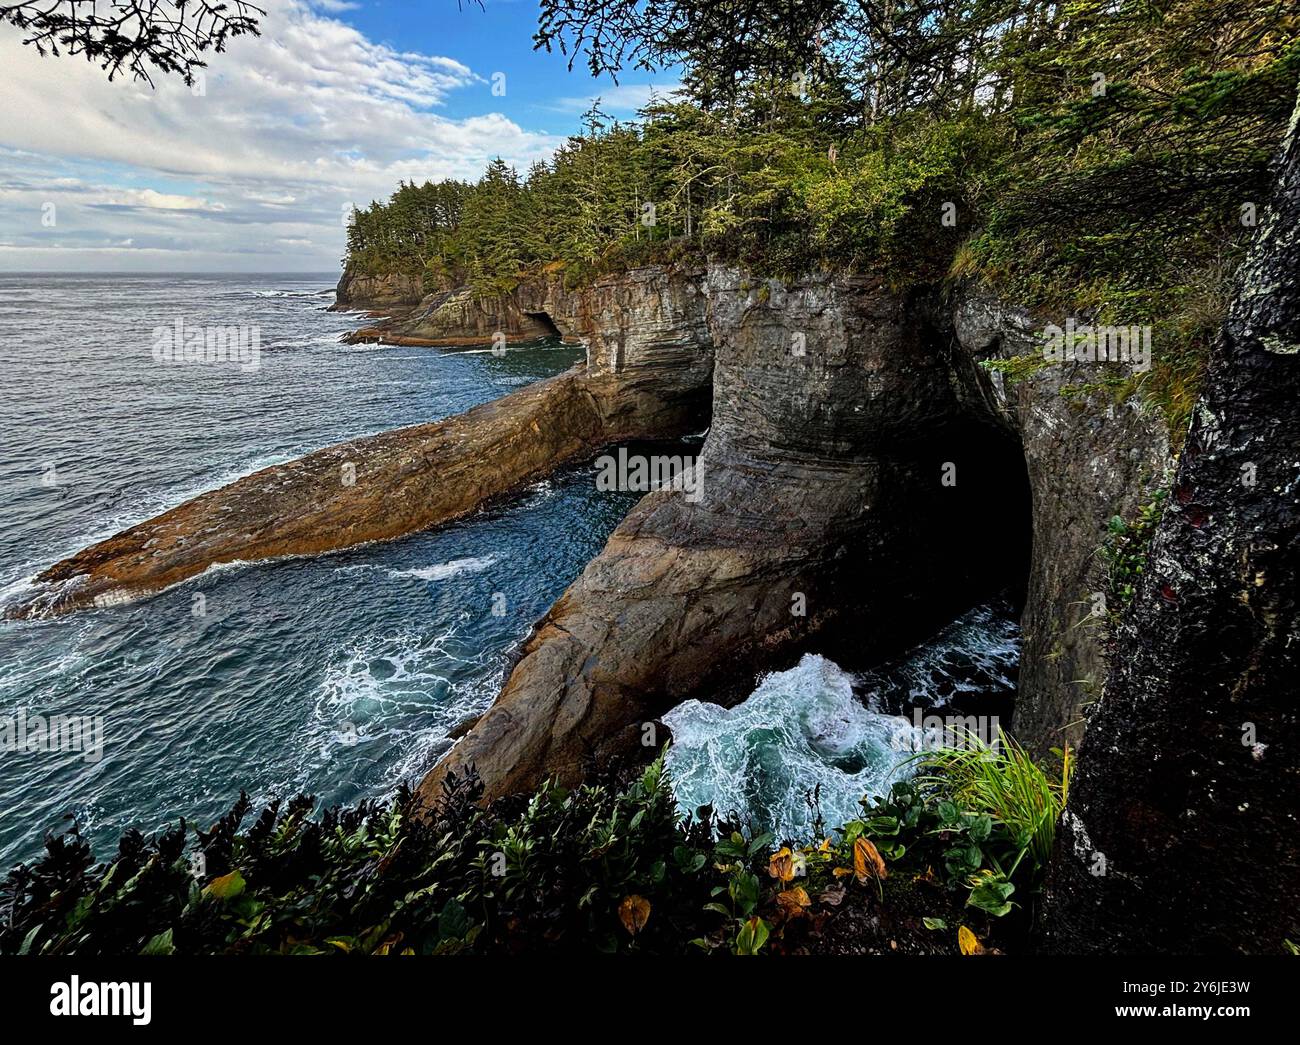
344, 1, 1296, 434
1, 740, 1067, 956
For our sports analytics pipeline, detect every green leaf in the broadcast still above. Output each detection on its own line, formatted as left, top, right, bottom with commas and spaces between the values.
866, 815, 900, 837
18, 924, 42, 956
437, 898, 470, 940
966, 814, 993, 843
140, 928, 175, 955
968, 877, 1016, 917
729, 871, 760, 916
734, 916, 770, 956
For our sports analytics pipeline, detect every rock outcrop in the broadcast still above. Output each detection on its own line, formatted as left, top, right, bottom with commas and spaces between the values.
413, 266, 1182, 805
8, 266, 714, 619
416, 268, 1032, 805
341, 264, 716, 446
13, 372, 604, 617
557, 266, 714, 439
1040, 89, 1300, 954
344, 285, 570, 345
332, 262, 426, 311
951, 296, 1172, 757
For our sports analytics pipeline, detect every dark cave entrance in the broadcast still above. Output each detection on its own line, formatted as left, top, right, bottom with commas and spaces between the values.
934, 419, 1034, 615
817, 419, 1034, 728
522, 310, 563, 339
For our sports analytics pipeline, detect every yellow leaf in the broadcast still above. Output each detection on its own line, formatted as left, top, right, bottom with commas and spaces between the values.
776, 886, 812, 916
958, 925, 985, 956
833, 866, 855, 878
203, 870, 245, 901
853, 837, 888, 882
768, 846, 796, 882
618, 894, 651, 936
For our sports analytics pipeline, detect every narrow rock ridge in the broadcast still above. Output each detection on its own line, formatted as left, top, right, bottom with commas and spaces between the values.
12, 372, 601, 618
7, 265, 714, 619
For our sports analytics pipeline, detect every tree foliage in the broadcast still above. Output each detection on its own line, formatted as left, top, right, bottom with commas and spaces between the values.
0, 0, 264, 86
350, 0, 1297, 317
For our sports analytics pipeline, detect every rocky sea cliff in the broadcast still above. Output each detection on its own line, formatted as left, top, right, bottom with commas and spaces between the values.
10, 90, 1298, 956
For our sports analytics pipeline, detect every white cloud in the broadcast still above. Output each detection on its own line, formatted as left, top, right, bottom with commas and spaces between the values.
92, 189, 226, 212
0, 0, 564, 270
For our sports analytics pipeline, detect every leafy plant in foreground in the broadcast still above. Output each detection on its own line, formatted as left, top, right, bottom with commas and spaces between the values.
1, 736, 1070, 955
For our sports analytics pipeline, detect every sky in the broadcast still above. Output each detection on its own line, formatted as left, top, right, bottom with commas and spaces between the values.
0, 0, 676, 272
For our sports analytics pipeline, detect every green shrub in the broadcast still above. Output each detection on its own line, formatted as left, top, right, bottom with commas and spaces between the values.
1100, 491, 1169, 609
1, 760, 717, 956
0, 738, 1073, 956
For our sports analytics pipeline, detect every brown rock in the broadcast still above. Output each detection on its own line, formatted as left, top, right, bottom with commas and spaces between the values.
416, 268, 1031, 806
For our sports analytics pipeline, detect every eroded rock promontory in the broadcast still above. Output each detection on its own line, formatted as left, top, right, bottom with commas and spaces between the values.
8, 265, 714, 619
417, 269, 1034, 805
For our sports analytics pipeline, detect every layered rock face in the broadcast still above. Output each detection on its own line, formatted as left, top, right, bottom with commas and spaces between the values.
349, 285, 572, 345
1041, 91, 1300, 954
415, 269, 1191, 804
417, 268, 1030, 805
332, 262, 426, 311
951, 297, 1172, 757
561, 266, 714, 440
345, 267, 716, 443
9, 267, 715, 619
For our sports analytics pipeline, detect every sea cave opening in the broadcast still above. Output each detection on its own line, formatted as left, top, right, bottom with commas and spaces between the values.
522, 309, 563, 339
661, 420, 1036, 840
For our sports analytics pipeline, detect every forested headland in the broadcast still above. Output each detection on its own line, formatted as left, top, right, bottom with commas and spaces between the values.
345, 0, 1296, 433
2, 0, 1298, 963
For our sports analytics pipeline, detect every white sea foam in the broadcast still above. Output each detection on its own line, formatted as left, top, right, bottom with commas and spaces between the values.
335, 555, 496, 582
856, 601, 1020, 712
663, 604, 1021, 842
297, 622, 503, 794
268, 333, 347, 350
387, 556, 496, 581
664, 653, 918, 843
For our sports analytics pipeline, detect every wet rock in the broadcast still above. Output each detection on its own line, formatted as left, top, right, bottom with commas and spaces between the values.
1039, 87, 1300, 954
10, 371, 605, 618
